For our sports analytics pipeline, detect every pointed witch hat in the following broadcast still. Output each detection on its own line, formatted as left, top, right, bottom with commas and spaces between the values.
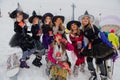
9, 3, 29, 19
29, 11, 42, 23
78, 10, 94, 23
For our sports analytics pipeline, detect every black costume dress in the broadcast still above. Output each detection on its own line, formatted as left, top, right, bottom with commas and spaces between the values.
9, 22, 34, 51
82, 25, 114, 59
31, 24, 44, 50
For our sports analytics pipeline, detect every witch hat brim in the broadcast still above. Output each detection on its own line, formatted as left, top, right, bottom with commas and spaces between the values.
29, 15, 42, 23
9, 3, 29, 19
9, 10, 29, 19
42, 13, 53, 23
78, 11, 94, 23
52, 15, 65, 23
67, 21, 81, 30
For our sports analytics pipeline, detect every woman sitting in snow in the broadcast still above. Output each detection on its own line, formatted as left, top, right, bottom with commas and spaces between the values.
41, 13, 54, 57
9, 3, 36, 68
29, 11, 45, 67
67, 20, 85, 77
47, 34, 74, 80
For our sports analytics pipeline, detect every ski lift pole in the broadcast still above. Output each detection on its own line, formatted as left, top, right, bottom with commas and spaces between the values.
71, 3, 76, 20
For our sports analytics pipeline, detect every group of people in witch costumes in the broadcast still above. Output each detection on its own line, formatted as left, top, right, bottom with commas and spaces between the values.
9, 3, 118, 80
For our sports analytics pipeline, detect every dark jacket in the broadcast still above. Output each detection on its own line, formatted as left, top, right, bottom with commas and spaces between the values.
14, 22, 28, 35
31, 24, 40, 40
83, 25, 102, 45
41, 24, 52, 35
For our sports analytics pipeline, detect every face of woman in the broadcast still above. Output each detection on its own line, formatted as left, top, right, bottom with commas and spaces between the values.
33, 17, 39, 25
82, 16, 90, 26
55, 18, 62, 26
71, 23, 78, 31
45, 16, 51, 24
16, 13, 23, 22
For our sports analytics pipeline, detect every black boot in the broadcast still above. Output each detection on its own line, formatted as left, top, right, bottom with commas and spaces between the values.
89, 71, 97, 80
32, 56, 42, 67
98, 64, 107, 80
87, 62, 97, 80
20, 60, 30, 68
100, 75, 107, 80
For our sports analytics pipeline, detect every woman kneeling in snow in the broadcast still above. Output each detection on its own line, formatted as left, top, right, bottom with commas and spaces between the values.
47, 34, 74, 80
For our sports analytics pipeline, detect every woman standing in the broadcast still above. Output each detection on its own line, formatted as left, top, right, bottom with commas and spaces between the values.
79, 11, 114, 80
29, 11, 45, 67
52, 15, 67, 39
67, 20, 85, 77
9, 3, 35, 68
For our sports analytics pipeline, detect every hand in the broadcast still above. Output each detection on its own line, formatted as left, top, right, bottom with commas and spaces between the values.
60, 38, 68, 43
37, 30, 42, 36
112, 46, 117, 50
18, 21, 25, 28
70, 34, 75, 38
80, 48, 84, 53
49, 31, 53, 36
57, 61, 64, 68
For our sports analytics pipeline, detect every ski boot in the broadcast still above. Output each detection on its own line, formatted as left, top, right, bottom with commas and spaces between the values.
89, 71, 97, 80
80, 63, 85, 72
100, 75, 107, 80
32, 57, 42, 67
20, 60, 30, 68
73, 65, 79, 77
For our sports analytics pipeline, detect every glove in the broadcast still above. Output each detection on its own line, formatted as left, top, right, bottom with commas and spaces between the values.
18, 21, 25, 27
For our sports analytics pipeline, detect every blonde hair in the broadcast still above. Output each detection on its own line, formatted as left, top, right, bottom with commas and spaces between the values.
81, 16, 93, 31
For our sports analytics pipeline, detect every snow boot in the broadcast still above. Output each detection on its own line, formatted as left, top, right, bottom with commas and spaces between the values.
80, 63, 85, 72
89, 71, 97, 80
73, 65, 79, 77
100, 75, 107, 80
98, 64, 107, 77
20, 60, 30, 68
32, 56, 42, 67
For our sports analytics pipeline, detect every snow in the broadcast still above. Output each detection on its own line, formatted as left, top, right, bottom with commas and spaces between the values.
0, 0, 120, 80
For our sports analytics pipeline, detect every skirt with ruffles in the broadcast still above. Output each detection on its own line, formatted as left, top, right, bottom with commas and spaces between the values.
82, 42, 114, 59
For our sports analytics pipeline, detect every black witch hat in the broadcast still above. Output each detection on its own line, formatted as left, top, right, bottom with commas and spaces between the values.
29, 11, 42, 23
67, 20, 81, 30
42, 13, 53, 23
52, 15, 65, 23
9, 3, 29, 19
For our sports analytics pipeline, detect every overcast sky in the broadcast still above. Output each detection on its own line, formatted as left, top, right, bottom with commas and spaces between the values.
0, 0, 120, 21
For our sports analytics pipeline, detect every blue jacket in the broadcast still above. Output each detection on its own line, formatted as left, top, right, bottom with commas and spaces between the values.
99, 32, 113, 48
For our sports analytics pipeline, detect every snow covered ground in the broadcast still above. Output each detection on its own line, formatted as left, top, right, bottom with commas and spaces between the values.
0, 15, 120, 80
0, 0, 120, 80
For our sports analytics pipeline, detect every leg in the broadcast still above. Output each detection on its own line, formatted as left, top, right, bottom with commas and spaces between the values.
87, 57, 97, 80
96, 58, 107, 80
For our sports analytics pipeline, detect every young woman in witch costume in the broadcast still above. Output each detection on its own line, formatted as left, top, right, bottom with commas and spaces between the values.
67, 20, 85, 77
48, 33, 74, 80
52, 15, 67, 39
9, 3, 36, 68
79, 11, 115, 80
41, 13, 54, 55
29, 11, 45, 67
